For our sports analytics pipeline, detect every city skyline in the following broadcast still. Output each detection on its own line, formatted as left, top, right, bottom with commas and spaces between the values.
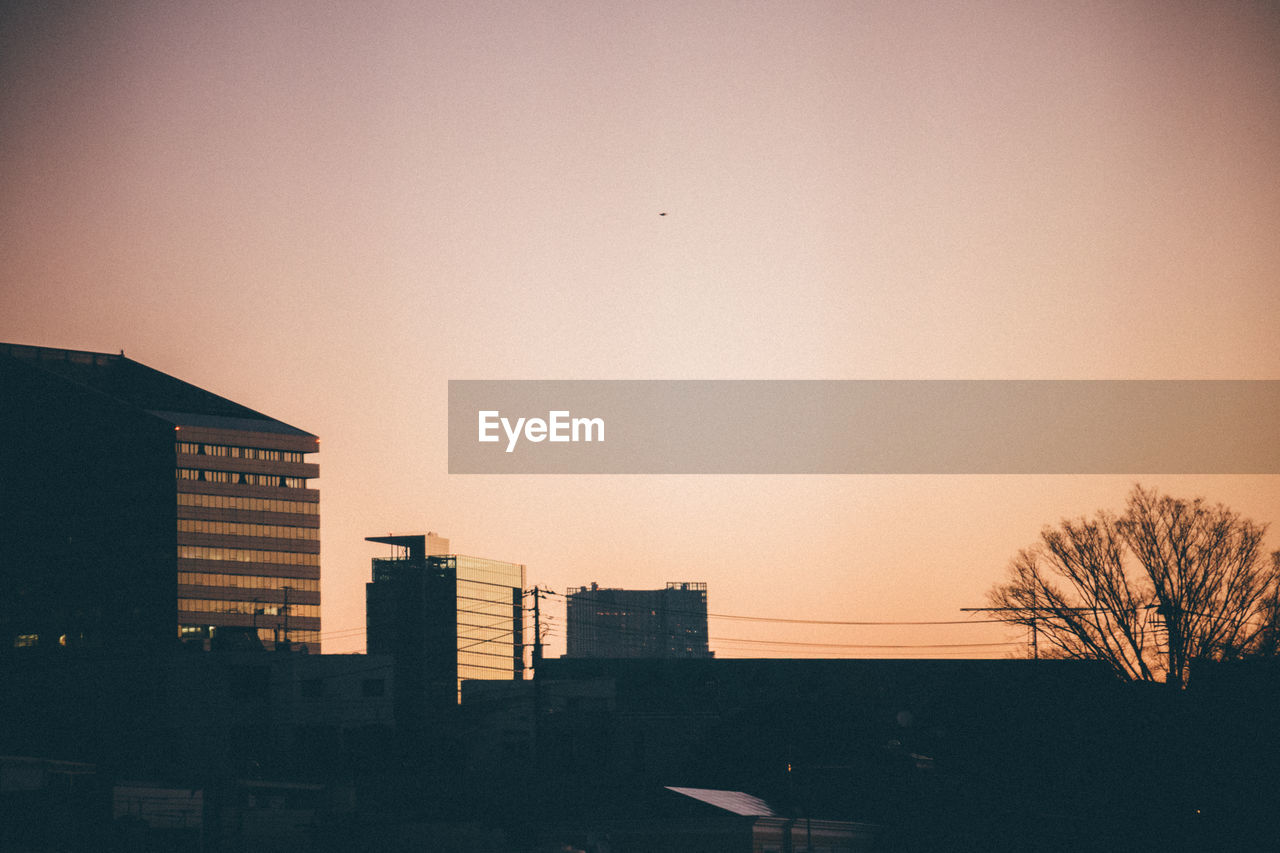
3, 2, 1279, 660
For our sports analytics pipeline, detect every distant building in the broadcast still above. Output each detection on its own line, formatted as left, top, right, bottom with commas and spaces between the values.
0, 343, 320, 653
565, 582, 712, 659
365, 533, 524, 713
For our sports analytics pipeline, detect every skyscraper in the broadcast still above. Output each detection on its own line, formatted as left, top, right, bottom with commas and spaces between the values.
565, 582, 712, 659
0, 343, 320, 652
365, 533, 524, 710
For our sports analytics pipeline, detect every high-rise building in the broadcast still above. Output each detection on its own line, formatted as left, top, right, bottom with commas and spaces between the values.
565, 582, 712, 659
0, 343, 320, 653
365, 533, 524, 711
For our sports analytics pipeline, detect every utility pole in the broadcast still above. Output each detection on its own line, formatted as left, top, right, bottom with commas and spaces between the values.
526, 586, 547, 782
1031, 586, 1038, 661
1154, 602, 1183, 688
962, 606, 1039, 660
962, 604, 1101, 660
530, 586, 543, 671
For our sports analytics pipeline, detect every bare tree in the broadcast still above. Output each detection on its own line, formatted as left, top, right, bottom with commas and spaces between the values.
988, 485, 1280, 686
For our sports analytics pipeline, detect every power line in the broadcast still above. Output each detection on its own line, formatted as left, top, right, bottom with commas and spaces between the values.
316, 598, 1006, 646
710, 638, 1022, 650
547, 588, 1005, 626
543, 603, 1019, 651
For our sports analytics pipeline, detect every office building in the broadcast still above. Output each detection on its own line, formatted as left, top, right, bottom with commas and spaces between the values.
365, 533, 524, 712
565, 581, 712, 659
0, 343, 320, 653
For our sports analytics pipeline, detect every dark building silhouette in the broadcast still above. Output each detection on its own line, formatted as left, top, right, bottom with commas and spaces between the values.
365, 533, 524, 716
462, 656, 1188, 851
0, 343, 320, 653
566, 581, 711, 658
0, 650, 400, 850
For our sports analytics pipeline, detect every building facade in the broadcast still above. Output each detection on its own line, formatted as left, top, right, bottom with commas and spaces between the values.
565, 582, 712, 659
0, 343, 320, 653
365, 533, 524, 712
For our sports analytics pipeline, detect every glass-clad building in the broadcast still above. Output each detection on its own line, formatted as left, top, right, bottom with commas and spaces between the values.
454, 555, 526, 688
366, 534, 524, 714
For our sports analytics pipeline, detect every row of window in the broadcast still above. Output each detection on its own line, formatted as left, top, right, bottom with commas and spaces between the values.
178, 546, 319, 566
178, 519, 319, 541
455, 556, 526, 588
176, 442, 305, 463
178, 598, 320, 618
179, 625, 320, 645
177, 493, 319, 515
458, 580, 520, 604
178, 572, 320, 593
177, 469, 307, 489
459, 660, 517, 680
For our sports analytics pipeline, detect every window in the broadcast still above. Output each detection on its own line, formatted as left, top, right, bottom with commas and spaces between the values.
176, 442, 306, 462
173, 469, 307, 489
178, 599, 320, 618
176, 493, 318, 514
177, 545, 319, 566
177, 519, 318, 540
178, 572, 319, 593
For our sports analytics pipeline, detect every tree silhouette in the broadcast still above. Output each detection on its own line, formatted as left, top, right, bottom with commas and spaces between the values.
988, 485, 1280, 687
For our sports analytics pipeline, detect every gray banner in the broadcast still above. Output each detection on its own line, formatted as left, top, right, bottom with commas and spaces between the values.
448, 380, 1280, 474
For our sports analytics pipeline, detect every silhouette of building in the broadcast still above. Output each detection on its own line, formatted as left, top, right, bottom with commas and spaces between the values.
565, 581, 711, 658
462, 657, 1129, 850
365, 533, 524, 714
0, 343, 320, 653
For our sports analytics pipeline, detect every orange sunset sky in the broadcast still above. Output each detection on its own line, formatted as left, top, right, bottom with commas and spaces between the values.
3, 1, 1279, 658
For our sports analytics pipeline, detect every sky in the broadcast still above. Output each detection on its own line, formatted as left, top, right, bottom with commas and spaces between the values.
3, 1, 1279, 658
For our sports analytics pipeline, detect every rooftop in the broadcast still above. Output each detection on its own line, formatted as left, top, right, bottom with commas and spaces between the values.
664, 787, 778, 817
1, 343, 314, 437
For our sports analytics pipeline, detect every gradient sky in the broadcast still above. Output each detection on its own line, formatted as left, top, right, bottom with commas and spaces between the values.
3, 1, 1279, 658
